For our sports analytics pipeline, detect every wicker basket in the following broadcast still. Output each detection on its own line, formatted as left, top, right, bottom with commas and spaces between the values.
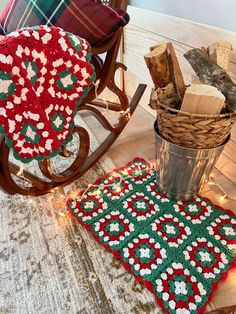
155, 102, 236, 149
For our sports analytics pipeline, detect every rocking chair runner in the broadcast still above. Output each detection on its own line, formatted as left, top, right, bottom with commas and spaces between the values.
0, 0, 146, 196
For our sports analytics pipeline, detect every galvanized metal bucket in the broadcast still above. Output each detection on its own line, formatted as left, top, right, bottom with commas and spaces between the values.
154, 121, 229, 201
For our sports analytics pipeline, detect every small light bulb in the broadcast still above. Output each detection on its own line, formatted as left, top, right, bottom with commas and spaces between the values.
134, 169, 142, 176
17, 165, 25, 176
208, 180, 215, 186
220, 195, 227, 201
115, 186, 122, 193
93, 189, 102, 197
58, 212, 67, 217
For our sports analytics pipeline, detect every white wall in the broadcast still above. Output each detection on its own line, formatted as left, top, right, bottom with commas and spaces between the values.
129, 0, 236, 33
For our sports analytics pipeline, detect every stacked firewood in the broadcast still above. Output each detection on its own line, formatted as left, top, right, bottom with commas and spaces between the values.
144, 41, 236, 115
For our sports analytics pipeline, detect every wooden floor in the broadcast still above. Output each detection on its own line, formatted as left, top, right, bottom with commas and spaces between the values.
82, 103, 236, 311
83, 103, 236, 213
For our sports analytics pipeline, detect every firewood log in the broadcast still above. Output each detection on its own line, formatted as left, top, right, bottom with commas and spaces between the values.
144, 43, 171, 88
148, 42, 185, 101
184, 48, 236, 112
150, 83, 179, 110
166, 42, 185, 100
180, 84, 225, 115
208, 42, 232, 71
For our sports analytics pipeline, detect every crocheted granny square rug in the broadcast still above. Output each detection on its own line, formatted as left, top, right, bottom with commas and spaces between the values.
67, 158, 236, 313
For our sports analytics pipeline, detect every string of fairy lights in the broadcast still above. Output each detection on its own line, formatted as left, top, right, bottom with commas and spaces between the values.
56, 162, 236, 218
14, 79, 236, 204
208, 176, 236, 201
15, 155, 236, 220
57, 164, 155, 217
93, 79, 131, 119
79, 163, 155, 199
16, 155, 236, 204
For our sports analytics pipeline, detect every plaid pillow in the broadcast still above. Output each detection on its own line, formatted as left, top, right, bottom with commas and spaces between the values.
0, 0, 129, 45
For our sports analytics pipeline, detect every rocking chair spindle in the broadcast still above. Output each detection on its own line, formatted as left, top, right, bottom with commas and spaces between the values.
0, 0, 146, 196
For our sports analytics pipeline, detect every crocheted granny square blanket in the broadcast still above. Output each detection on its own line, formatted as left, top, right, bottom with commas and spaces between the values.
0, 25, 95, 162
67, 158, 236, 314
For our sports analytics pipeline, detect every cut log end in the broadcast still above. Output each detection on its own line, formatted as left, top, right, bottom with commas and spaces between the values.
208, 42, 232, 71
180, 84, 226, 115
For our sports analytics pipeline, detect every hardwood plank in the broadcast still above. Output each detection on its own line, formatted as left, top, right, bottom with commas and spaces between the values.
127, 5, 236, 64
215, 153, 236, 184
124, 53, 152, 84
231, 123, 236, 138
215, 153, 232, 171
124, 25, 193, 84
223, 140, 236, 163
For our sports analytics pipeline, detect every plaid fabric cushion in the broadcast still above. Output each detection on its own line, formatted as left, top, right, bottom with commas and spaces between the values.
0, 0, 129, 45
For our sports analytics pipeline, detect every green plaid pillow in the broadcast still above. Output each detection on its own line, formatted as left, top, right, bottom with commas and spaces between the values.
0, 0, 129, 46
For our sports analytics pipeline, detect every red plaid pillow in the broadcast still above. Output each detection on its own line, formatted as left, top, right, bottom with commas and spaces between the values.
0, 0, 129, 45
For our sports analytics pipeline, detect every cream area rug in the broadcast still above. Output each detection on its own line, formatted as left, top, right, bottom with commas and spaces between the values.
0, 115, 162, 314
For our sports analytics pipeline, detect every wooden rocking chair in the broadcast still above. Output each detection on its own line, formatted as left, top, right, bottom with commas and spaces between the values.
0, 0, 146, 196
